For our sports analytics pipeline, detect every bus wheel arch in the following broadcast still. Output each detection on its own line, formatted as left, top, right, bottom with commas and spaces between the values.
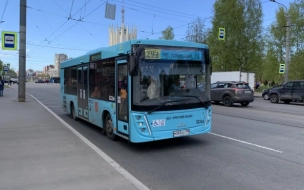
104, 113, 116, 140
101, 111, 109, 135
70, 102, 78, 120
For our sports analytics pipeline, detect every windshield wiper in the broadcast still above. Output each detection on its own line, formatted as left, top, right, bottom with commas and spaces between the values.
181, 95, 210, 108
147, 99, 190, 114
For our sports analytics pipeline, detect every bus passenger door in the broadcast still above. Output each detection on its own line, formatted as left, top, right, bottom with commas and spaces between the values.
77, 66, 89, 120
116, 58, 129, 137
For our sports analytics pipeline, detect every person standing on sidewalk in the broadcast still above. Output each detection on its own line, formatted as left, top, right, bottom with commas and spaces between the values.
0, 76, 4, 97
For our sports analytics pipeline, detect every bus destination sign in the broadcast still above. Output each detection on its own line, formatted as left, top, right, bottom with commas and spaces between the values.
90, 53, 101, 61
145, 48, 202, 61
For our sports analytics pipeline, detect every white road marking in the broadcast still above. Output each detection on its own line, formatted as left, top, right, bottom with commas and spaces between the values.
209, 132, 283, 153
28, 93, 150, 190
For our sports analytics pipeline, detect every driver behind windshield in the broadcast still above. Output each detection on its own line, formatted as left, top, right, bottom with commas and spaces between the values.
147, 75, 160, 99
169, 77, 181, 93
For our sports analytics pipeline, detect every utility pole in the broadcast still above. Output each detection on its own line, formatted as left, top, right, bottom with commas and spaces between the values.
285, 17, 291, 83
18, 0, 26, 102
270, 0, 290, 83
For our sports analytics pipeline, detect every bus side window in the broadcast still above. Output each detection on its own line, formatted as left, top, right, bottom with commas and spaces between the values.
118, 64, 128, 121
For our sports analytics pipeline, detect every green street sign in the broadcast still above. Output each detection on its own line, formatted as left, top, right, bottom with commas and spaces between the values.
279, 64, 285, 74
218, 28, 225, 40
1, 31, 18, 50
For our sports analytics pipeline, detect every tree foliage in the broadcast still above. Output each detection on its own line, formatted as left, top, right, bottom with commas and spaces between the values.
262, 0, 304, 83
287, 0, 304, 80
159, 26, 175, 40
207, 0, 264, 79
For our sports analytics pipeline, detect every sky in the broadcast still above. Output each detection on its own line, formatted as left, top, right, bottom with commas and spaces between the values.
0, 0, 293, 71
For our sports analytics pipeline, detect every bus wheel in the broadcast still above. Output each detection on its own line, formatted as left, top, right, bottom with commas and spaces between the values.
71, 104, 78, 120
105, 114, 116, 140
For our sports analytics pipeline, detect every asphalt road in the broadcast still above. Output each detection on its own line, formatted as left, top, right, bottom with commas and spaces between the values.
24, 83, 304, 190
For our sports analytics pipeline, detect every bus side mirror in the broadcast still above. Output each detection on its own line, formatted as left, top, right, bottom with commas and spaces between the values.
128, 55, 138, 76
204, 49, 210, 65
204, 48, 212, 75
210, 56, 212, 75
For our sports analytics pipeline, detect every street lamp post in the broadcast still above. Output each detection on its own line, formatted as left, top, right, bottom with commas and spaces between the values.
270, 0, 291, 83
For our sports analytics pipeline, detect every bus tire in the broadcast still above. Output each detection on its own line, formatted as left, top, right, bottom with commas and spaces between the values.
105, 114, 116, 140
71, 104, 78, 120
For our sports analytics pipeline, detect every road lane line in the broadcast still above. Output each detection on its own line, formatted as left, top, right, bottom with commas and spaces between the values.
209, 132, 283, 153
28, 93, 150, 190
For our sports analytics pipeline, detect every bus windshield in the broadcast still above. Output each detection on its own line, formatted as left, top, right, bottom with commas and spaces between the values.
132, 46, 209, 110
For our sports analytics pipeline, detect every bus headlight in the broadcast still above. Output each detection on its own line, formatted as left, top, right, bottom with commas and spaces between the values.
138, 122, 143, 127
207, 109, 212, 120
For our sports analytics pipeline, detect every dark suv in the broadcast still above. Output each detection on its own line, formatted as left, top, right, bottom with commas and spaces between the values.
211, 81, 254, 107
269, 80, 304, 104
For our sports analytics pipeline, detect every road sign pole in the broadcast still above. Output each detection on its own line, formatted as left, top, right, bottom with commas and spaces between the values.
18, 0, 26, 102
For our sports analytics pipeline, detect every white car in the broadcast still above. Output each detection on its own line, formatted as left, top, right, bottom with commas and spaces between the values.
9, 78, 18, 83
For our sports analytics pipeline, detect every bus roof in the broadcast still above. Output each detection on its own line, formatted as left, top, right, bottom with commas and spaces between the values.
61, 39, 208, 69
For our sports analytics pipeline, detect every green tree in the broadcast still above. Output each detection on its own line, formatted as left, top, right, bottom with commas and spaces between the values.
262, 0, 304, 82
159, 26, 175, 40
262, 47, 283, 84
288, 0, 304, 80
207, 0, 264, 76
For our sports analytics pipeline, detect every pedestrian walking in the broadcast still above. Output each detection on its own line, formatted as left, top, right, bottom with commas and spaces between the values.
0, 76, 4, 97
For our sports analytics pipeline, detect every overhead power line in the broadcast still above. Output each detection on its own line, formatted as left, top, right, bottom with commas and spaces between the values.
128, 0, 199, 18
69, 0, 75, 19
52, 0, 69, 14
27, 0, 93, 55
110, 0, 197, 20
36, 0, 54, 33
0, 0, 9, 23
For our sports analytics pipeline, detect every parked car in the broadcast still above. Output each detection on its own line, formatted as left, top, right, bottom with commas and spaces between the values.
269, 80, 304, 104
211, 81, 254, 107
35, 79, 44, 83
261, 84, 283, 100
9, 78, 18, 84
50, 77, 60, 83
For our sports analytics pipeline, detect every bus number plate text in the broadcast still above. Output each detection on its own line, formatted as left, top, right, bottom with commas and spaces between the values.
173, 129, 190, 137
145, 49, 160, 59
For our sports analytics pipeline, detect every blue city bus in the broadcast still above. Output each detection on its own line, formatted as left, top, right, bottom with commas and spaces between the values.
60, 39, 212, 143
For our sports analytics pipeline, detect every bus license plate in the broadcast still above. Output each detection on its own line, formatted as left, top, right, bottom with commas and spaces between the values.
173, 129, 190, 137
245, 91, 251, 94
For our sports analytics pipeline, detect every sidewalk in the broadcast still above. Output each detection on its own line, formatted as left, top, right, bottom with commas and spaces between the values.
254, 92, 262, 98
0, 87, 146, 190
